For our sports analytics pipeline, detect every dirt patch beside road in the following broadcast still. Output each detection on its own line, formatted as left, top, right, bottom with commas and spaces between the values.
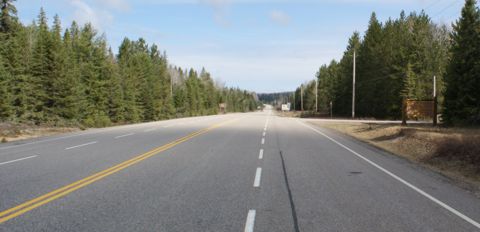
0, 123, 80, 143
309, 121, 480, 193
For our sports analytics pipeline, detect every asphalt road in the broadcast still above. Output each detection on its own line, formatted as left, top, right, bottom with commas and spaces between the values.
1, 109, 480, 231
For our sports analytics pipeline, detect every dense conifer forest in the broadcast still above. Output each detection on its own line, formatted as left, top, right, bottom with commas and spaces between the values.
292, 0, 480, 126
0, 0, 259, 127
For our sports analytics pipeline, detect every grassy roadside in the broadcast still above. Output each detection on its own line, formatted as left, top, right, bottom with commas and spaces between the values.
0, 122, 81, 143
308, 121, 480, 195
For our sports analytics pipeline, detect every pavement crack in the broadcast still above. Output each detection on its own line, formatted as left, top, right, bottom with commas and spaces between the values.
279, 150, 301, 232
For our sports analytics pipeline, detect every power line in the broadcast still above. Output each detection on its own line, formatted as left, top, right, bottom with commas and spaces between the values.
432, 0, 462, 19
424, 0, 446, 11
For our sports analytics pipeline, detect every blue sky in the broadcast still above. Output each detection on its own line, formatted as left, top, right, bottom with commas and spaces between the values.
16, 0, 464, 93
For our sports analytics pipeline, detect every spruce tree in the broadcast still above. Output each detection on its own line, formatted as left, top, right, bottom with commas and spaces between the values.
444, 0, 480, 125
0, 55, 12, 119
0, 0, 17, 33
357, 12, 385, 118
30, 8, 53, 122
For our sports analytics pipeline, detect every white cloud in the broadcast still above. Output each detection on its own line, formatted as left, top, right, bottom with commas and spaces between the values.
202, 0, 231, 26
98, 0, 131, 12
70, 0, 114, 30
269, 10, 290, 26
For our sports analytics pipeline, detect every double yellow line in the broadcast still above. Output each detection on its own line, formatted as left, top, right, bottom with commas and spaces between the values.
0, 119, 235, 224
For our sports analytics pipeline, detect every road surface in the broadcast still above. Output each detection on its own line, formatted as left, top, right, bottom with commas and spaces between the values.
0, 110, 479, 231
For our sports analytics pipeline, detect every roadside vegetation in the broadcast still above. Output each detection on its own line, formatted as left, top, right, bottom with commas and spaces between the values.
278, 1, 480, 190
0, 0, 259, 135
289, 0, 480, 127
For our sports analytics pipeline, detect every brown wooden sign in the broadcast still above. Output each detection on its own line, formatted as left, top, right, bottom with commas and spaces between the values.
406, 99, 434, 120
219, 103, 227, 114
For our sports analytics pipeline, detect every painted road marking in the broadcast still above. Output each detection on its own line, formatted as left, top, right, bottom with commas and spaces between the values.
244, 210, 256, 232
262, 131, 266, 137
144, 128, 157, 132
65, 141, 97, 150
261, 138, 265, 145
254, 167, 262, 187
114, 133, 135, 139
0, 155, 38, 166
299, 121, 480, 230
0, 119, 236, 224
259, 149, 264, 160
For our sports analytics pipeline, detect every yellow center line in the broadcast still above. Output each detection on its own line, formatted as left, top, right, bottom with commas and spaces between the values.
0, 119, 236, 224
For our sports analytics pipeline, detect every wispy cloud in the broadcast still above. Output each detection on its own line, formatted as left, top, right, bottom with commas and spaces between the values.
269, 10, 290, 26
202, 0, 231, 26
98, 0, 131, 12
70, 0, 114, 30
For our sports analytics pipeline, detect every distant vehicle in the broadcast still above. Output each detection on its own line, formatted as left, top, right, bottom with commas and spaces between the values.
281, 104, 290, 111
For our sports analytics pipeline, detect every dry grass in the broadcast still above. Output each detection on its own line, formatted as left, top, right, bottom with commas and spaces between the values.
0, 123, 80, 143
310, 121, 480, 191
276, 111, 302, 118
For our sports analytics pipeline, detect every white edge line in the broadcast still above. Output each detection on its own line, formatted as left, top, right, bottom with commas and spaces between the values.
259, 149, 264, 160
244, 209, 256, 232
0, 155, 38, 166
254, 167, 262, 187
65, 141, 98, 150
114, 133, 135, 139
298, 120, 480, 229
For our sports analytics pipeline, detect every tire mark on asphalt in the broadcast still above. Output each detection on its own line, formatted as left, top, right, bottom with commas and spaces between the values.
279, 150, 301, 232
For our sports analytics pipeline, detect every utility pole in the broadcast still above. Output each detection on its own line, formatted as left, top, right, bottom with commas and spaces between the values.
352, 50, 356, 118
433, 75, 437, 126
301, 85, 304, 112
315, 78, 318, 113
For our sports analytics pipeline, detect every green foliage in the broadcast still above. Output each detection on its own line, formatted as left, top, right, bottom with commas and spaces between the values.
0, 55, 12, 119
295, 10, 451, 121
443, 0, 480, 125
0, 0, 17, 33
0, 4, 259, 127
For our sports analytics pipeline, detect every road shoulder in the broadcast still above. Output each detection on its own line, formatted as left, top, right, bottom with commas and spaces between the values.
306, 120, 480, 197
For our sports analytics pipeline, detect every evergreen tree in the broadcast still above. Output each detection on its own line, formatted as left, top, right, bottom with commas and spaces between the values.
357, 12, 386, 118
0, 0, 17, 33
0, 2, 259, 126
0, 55, 12, 119
30, 8, 53, 122
443, 0, 480, 125
333, 32, 360, 116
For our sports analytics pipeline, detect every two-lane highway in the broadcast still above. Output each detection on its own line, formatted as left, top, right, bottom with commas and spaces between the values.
1, 110, 480, 231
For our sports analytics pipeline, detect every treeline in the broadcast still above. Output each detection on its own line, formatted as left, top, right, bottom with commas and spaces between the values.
0, 1, 258, 127
293, 10, 450, 119
294, 0, 480, 126
258, 92, 292, 105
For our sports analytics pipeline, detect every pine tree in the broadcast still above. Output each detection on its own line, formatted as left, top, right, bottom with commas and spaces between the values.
30, 8, 53, 122
444, 0, 480, 125
55, 28, 82, 120
333, 32, 360, 116
0, 0, 17, 33
357, 12, 385, 118
0, 55, 12, 119
106, 47, 124, 122
0, 2, 260, 126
